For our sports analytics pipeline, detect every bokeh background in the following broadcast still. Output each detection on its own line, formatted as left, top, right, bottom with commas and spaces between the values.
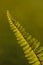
0, 0, 43, 65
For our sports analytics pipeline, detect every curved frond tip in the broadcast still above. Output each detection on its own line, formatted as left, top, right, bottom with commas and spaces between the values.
7, 10, 43, 65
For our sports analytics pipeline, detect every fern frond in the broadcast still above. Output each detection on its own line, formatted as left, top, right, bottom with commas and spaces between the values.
6, 10, 43, 65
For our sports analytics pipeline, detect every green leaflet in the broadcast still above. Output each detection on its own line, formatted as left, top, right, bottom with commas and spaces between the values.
7, 10, 43, 65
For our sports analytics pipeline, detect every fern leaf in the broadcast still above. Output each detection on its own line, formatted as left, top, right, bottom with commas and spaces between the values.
36, 47, 43, 54
6, 10, 43, 65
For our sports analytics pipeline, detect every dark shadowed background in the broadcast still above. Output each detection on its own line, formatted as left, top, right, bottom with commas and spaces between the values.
0, 0, 43, 65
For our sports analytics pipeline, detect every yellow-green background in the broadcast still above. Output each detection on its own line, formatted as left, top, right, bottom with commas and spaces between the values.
0, 0, 43, 65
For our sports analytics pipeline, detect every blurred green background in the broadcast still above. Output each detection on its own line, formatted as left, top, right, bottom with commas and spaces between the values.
0, 0, 43, 65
